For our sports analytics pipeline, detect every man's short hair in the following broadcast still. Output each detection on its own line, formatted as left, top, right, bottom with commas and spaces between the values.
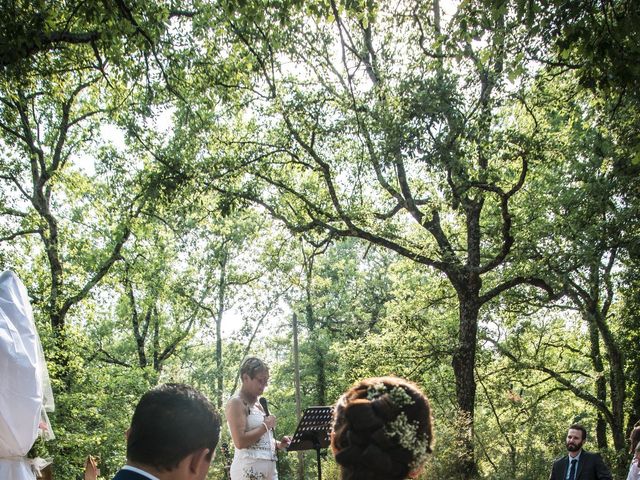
568, 423, 587, 441
127, 383, 220, 471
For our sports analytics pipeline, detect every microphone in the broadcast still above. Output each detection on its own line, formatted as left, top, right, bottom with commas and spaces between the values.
260, 396, 285, 458
259, 397, 270, 417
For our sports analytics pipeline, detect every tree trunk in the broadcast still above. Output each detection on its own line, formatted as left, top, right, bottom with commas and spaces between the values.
216, 251, 228, 410
606, 342, 627, 476
594, 312, 626, 452
588, 317, 608, 448
314, 342, 326, 406
292, 312, 305, 480
452, 290, 481, 479
624, 272, 640, 433
578, 263, 627, 473
628, 359, 640, 434
38, 203, 64, 332
450, 197, 483, 479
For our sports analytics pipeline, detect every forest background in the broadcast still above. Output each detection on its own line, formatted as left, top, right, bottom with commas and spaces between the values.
0, 0, 638, 479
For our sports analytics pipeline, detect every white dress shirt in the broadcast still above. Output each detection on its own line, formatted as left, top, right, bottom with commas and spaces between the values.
122, 465, 160, 480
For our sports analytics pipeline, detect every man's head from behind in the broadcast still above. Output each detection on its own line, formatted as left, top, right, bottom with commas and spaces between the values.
127, 383, 220, 479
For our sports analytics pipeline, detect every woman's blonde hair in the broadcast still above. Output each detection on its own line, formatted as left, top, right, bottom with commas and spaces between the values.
239, 357, 268, 380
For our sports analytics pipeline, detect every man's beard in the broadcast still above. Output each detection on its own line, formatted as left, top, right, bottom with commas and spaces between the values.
566, 441, 584, 452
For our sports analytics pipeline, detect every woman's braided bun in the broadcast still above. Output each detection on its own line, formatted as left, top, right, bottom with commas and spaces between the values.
331, 377, 434, 480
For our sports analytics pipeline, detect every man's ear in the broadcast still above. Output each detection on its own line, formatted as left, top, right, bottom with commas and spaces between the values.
407, 465, 424, 478
125, 428, 130, 440
188, 448, 213, 475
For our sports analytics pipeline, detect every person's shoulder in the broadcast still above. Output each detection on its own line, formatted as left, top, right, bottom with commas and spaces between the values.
226, 395, 244, 410
551, 455, 567, 467
581, 450, 609, 466
581, 450, 602, 458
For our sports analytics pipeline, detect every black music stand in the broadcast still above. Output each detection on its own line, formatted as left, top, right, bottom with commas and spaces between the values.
287, 406, 333, 480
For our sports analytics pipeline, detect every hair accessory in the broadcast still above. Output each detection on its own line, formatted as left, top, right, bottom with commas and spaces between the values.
385, 412, 430, 470
365, 382, 430, 470
366, 382, 414, 408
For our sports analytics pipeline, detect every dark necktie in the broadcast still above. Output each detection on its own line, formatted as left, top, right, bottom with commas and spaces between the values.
568, 458, 577, 480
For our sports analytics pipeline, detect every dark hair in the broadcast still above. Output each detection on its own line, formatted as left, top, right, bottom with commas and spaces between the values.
127, 383, 220, 471
331, 376, 434, 480
568, 424, 587, 442
630, 426, 640, 454
240, 357, 269, 380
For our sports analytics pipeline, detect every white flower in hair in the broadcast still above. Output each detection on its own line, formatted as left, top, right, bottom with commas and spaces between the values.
367, 382, 414, 408
386, 412, 430, 470
389, 386, 414, 407
366, 382, 387, 399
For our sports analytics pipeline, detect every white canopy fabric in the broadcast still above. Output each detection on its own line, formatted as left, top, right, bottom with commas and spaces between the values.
0, 270, 54, 479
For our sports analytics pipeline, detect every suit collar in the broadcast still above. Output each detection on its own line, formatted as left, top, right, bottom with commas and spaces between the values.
121, 465, 160, 480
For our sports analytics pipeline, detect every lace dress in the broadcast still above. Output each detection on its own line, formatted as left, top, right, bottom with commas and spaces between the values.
230, 399, 277, 480
627, 458, 640, 480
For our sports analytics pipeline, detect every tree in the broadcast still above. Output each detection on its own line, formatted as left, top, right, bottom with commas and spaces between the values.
0, 71, 139, 336
179, 208, 269, 408
619, 256, 640, 433
292, 237, 394, 405
518, 63, 637, 458
208, 1, 563, 476
92, 226, 200, 379
0, 0, 196, 87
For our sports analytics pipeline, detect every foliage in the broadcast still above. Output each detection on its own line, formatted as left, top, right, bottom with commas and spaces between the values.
0, 1, 638, 479
37, 325, 152, 479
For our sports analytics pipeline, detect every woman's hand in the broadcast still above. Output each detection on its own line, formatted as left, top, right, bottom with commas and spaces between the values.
263, 414, 277, 430
277, 436, 292, 451
83, 455, 99, 480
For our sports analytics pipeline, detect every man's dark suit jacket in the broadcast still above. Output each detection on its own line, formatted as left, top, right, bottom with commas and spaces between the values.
549, 451, 612, 480
111, 468, 152, 480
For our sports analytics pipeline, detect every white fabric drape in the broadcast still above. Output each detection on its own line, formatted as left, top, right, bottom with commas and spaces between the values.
0, 270, 54, 479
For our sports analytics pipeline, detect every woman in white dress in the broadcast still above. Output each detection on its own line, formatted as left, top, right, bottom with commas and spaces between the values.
226, 357, 290, 480
628, 437, 640, 480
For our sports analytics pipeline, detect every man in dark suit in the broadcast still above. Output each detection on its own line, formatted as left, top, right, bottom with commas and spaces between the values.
112, 383, 220, 480
549, 424, 612, 480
